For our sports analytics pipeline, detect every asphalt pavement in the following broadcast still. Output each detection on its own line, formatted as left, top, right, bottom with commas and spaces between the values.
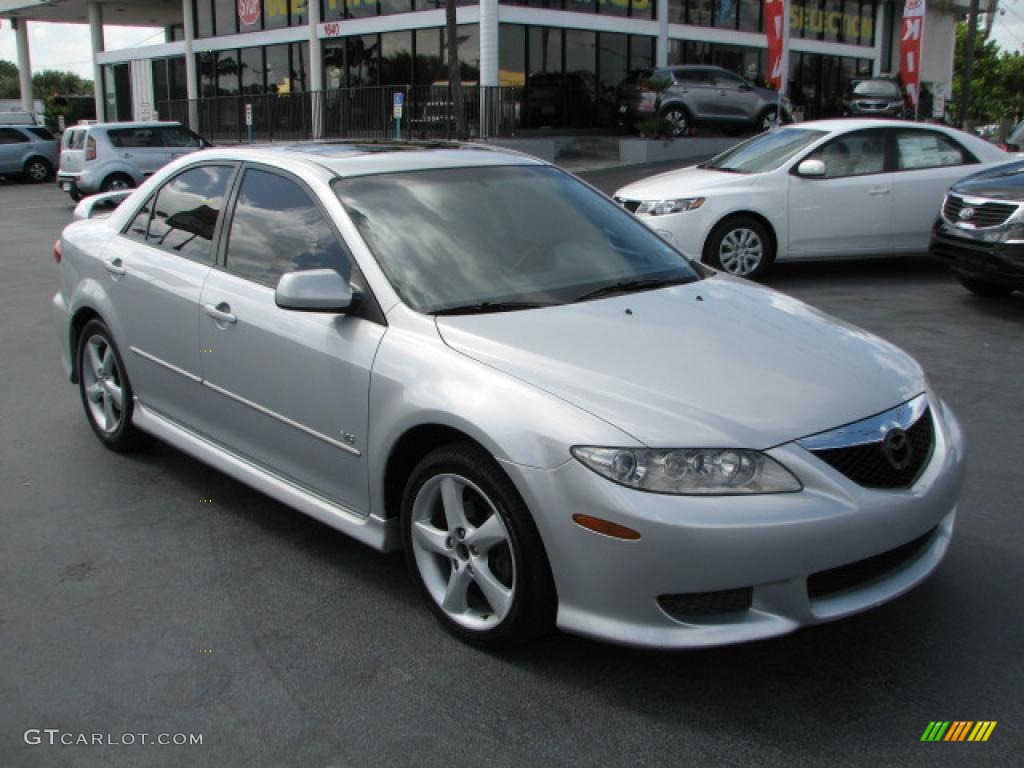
1, 166, 1022, 768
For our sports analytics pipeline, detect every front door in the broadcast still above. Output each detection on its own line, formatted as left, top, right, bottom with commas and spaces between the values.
107, 126, 168, 178
196, 166, 386, 513
101, 162, 237, 426
787, 129, 894, 255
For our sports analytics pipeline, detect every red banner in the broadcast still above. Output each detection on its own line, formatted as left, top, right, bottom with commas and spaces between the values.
764, 0, 786, 91
900, 0, 926, 113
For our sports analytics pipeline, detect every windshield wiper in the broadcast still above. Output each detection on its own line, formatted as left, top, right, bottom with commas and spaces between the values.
571, 276, 694, 303
431, 301, 553, 316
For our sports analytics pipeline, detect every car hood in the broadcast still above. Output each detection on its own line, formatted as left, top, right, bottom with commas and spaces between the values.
615, 167, 755, 200
435, 276, 925, 449
951, 160, 1024, 200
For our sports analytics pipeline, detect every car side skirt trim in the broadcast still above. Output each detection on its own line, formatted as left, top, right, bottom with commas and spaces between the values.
131, 399, 399, 552
129, 345, 360, 456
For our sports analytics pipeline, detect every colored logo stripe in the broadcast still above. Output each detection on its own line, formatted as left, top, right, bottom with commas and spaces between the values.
921, 721, 997, 742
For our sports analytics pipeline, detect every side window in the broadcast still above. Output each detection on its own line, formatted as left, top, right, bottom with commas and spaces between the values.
0, 128, 29, 144
160, 126, 202, 148
225, 168, 352, 287
72, 131, 87, 150
145, 165, 234, 262
674, 69, 710, 85
27, 127, 56, 141
807, 130, 887, 178
124, 195, 155, 241
896, 131, 971, 170
108, 128, 160, 148
711, 71, 745, 88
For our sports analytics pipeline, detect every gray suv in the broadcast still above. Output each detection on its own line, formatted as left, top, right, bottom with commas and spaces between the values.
0, 124, 59, 183
617, 66, 791, 137
56, 121, 209, 201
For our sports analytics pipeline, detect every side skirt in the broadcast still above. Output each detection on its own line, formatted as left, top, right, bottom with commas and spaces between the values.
132, 398, 400, 553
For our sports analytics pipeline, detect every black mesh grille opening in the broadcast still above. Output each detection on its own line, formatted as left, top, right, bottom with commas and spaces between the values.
812, 408, 935, 489
944, 195, 1017, 227
614, 197, 641, 213
658, 588, 753, 620
807, 528, 937, 599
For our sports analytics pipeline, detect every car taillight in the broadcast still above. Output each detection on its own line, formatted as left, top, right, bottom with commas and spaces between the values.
1006, 143, 1019, 153
54, 239, 63, 264
85, 136, 96, 161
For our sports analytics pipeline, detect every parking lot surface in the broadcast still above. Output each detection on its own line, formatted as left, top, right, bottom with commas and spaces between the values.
1, 169, 1022, 768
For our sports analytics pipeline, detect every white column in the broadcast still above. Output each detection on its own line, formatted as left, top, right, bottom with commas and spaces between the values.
873, 1, 886, 76
656, 0, 669, 67
309, 0, 323, 138
479, 0, 499, 87
88, 3, 105, 121
182, 0, 199, 130
13, 18, 33, 115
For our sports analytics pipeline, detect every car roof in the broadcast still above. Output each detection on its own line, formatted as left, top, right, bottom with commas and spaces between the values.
791, 118, 960, 133
191, 141, 546, 177
88, 121, 184, 130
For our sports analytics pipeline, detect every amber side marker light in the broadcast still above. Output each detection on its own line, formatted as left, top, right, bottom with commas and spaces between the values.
572, 514, 641, 541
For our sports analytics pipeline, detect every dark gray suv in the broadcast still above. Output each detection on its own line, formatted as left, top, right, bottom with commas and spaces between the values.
617, 66, 791, 137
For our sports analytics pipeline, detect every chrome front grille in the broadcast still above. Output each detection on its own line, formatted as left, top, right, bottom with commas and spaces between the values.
943, 194, 1018, 228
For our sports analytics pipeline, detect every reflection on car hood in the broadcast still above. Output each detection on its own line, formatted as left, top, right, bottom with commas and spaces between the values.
436, 277, 925, 449
951, 160, 1024, 200
615, 167, 755, 200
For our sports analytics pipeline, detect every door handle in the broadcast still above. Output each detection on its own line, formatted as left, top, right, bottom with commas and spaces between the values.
104, 258, 126, 276
868, 187, 890, 195
204, 302, 237, 324
122, 153, 132, 159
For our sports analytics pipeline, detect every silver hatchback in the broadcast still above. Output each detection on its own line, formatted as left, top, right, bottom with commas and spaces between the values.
53, 143, 966, 649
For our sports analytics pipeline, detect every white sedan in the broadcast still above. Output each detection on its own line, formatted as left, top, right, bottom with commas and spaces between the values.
614, 119, 1008, 278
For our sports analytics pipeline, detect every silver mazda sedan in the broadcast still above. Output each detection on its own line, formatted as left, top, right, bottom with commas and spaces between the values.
53, 142, 966, 649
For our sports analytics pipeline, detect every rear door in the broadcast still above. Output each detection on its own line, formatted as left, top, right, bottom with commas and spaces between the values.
710, 70, 753, 121
101, 162, 237, 427
59, 128, 86, 175
0, 127, 30, 174
107, 126, 169, 177
889, 128, 984, 251
159, 124, 204, 163
787, 128, 894, 255
672, 69, 716, 119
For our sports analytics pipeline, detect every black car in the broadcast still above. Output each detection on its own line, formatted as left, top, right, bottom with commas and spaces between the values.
930, 160, 1024, 296
842, 79, 907, 119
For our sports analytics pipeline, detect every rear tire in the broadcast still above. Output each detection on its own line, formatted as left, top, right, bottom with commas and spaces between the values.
661, 105, 690, 138
759, 108, 780, 133
704, 216, 776, 279
957, 275, 1014, 297
401, 441, 556, 649
101, 173, 134, 193
76, 319, 145, 452
23, 157, 51, 183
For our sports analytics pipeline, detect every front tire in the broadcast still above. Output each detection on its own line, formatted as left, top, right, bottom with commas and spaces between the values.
759, 107, 780, 133
76, 319, 144, 451
957, 274, 1014, 297
704, 216, 776, 279
401, 442, 556, 649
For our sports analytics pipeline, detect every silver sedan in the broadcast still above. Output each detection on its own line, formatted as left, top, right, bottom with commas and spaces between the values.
53, 143, 966, 649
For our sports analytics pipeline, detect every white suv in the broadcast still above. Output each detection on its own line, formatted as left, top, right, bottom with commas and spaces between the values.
57, 121, 209, 201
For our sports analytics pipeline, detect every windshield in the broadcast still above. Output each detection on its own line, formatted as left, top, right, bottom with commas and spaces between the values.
333, 165, 700, 314
852, 80, 900, 99
702, 128, 828, 173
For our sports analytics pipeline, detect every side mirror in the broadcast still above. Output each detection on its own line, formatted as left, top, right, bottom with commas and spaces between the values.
72, 189, 132, 220
796, 158, 827, 178
275, 269, 359, 313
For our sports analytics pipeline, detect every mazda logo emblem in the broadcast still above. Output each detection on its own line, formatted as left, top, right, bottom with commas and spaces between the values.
882, 428, 913, 471
958, 207, 975, 220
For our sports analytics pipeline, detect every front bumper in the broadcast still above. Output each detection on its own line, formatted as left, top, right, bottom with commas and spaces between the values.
930, 222, 1024, 289
53, 290, 73, 381
502, 398, 966, 648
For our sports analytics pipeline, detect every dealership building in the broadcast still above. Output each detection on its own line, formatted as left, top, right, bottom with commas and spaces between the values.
1, 0, 972, 136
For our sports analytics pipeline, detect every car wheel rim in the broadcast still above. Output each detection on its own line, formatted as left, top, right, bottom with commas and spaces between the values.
109, 179, 129, 191
666, 111, 686, 136
410, 473, 517, 631
28, 162, 47, 180
762, 111, 779, 131
719, 228, 764, 276
81, 335, 124, 434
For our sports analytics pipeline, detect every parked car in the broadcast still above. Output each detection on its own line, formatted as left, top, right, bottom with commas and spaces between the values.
613, 118, 1008, 278
617, 66, 791, 137
56, 121, 209, 202
0, 110, 40, 125
841, 79, 907, 119
930, 159, 1024, 296
54, 142, 966, 649
0, 123, 58, 183
1002, 119, 1024, 153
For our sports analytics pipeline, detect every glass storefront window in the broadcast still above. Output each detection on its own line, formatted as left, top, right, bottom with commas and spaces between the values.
292, 42, 310, 92
324, 40, 347, 88
264, 0, 290, 29
859, 1, 876, 47
630, 0, 654, 20
241, 47, 265, 93
823, 0, 841, 43
170, 58, 188, 100
381, 31, 413, 85
195, 0, 214, 38
381, 0, 414, 13
738, 0, 760, 32
217, 50, 241, 95
499, 24, 526, 87
689, 0, 712, 26
714, 0, 737, 29
265, 43, 291, 92
213, 0, 237, 36
448, 25, 481, 83
198, 52, 217, 97
415, 29, 444, 85
349, 35, 380, 86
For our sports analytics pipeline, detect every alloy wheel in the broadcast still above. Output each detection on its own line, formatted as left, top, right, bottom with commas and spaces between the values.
718, 227, 764, 276
664, 109, 688, 137
81, 334, 125, 434
410, 473, 517, 631
107, 178, 131, 191
762, 110, 780, 132
26, 160, 48, 181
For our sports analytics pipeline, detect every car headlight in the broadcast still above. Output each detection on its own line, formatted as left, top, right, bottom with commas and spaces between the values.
571, 446, 802, 495
635, 197, 705, 216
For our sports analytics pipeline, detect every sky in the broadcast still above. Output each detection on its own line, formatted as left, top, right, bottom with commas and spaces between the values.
0, 20, 163, 81
990, 2, 1024, 54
